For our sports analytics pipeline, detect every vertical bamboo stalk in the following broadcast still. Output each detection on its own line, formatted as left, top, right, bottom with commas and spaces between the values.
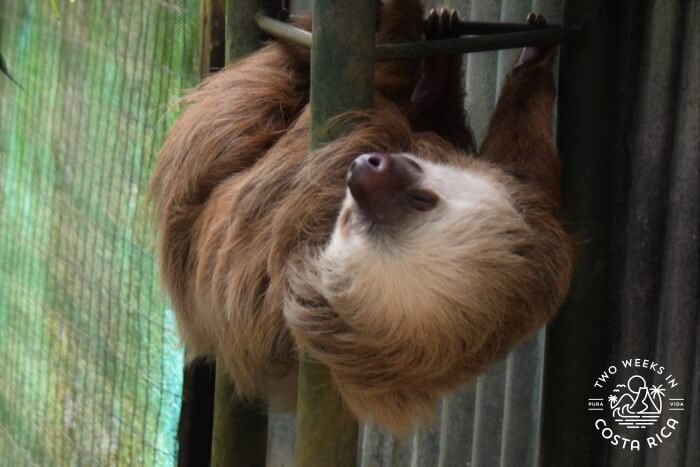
309, 0, 376, 145
210, 1, 284, 465
294, 1, 377, 466
211, 370, 268, 467
226, 0, 281, 62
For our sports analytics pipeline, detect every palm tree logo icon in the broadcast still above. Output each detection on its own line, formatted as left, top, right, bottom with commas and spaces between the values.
609, 375, 666, 429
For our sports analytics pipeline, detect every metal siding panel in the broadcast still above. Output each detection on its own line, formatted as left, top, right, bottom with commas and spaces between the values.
464, 0, 502, 142
500, 333, 546, 467
687, 329, 700, 467
437, 385, 477, 466
445, 0, 473, 18
470, 359, 507, 466
615, 0, 685, 365
609, 4, 685, 465
266, 411, 296, 467
358, 422, 412, 467
411, 425, 441, 467
646, 1, 700, 466
562, 0, 699, 465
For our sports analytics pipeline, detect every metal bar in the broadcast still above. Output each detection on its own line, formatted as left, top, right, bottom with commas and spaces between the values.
375, 26, 582, 60
254, 13, 583, 60
255, 11, 312, 49
540, 1, 617, 466
286, 14, 563, 33
453, 20, 560, 35
294, 1, 376, 466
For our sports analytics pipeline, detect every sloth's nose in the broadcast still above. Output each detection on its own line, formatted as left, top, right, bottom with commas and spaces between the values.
347, 153, 418, 224
350, 152, 391, 174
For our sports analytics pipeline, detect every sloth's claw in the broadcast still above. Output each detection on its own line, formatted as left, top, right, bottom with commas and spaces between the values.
516, 13, 555, 68
426, 7, 461, 40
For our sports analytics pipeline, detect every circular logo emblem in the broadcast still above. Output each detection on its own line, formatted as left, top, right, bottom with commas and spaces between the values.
588, 358, 685, 451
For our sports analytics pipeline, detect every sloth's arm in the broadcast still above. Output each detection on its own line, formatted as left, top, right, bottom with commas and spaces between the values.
478, 39, 561, 205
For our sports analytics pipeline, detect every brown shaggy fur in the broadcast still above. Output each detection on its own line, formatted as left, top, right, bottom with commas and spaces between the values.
150, 0, 574, 433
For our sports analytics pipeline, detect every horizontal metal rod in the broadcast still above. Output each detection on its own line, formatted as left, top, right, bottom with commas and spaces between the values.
375, 26, 583, 60
286, 15, 562, 34
256, 11, 312, 48
454, 20, 561, 35
255, 13, 584, 61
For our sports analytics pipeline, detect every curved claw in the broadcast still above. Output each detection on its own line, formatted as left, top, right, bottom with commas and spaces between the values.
527, 12, 547, 26
425, 7, 462, 40
517, 12, 556, 67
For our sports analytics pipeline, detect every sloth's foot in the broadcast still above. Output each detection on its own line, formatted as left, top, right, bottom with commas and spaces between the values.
425, 6, 461, 40
516, 13, 556, 68
411, 7, 462, 113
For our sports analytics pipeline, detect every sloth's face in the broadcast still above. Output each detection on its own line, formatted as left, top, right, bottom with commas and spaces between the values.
332, 151, 516, 245
319, 152, 529, 323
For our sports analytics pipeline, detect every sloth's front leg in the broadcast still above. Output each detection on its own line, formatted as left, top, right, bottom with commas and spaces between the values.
478, 13, 561, 204
515, 13, 555, 67
411, 7, 476, 153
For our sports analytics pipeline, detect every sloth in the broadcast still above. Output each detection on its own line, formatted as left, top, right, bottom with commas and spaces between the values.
150, 1, 574, 433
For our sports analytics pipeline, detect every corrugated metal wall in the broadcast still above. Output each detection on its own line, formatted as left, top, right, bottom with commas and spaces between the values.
264, 1, 699, 466
604, 1, 699, 466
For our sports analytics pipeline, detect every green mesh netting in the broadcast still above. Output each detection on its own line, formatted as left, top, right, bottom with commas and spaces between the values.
0, 1, 199, 464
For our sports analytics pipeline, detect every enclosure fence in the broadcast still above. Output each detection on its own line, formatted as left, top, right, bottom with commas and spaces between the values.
0, 1, 199, 464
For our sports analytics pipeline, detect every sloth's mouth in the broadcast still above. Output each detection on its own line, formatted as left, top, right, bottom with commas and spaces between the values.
341, 201, 405, 240
337, 202, 385, 238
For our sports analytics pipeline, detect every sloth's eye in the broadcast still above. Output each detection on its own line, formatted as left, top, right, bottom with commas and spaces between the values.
407, 189, 439, 211
404, 158, 422, 172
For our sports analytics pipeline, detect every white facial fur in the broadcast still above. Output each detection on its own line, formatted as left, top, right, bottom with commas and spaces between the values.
318, 153, 530, 333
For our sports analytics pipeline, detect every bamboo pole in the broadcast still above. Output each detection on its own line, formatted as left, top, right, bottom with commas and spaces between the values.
211, 370, 268, 467
209, 2, 283, 466
294, 1, 377, 466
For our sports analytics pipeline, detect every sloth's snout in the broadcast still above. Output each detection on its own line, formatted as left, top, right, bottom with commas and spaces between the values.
347, 153, 426, 224
349, 152, 391, 174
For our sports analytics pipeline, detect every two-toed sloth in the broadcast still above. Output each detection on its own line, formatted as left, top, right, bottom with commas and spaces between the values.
151, 1, 574, 432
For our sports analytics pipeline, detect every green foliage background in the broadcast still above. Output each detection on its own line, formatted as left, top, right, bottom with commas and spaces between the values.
0, 1, 199, 464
